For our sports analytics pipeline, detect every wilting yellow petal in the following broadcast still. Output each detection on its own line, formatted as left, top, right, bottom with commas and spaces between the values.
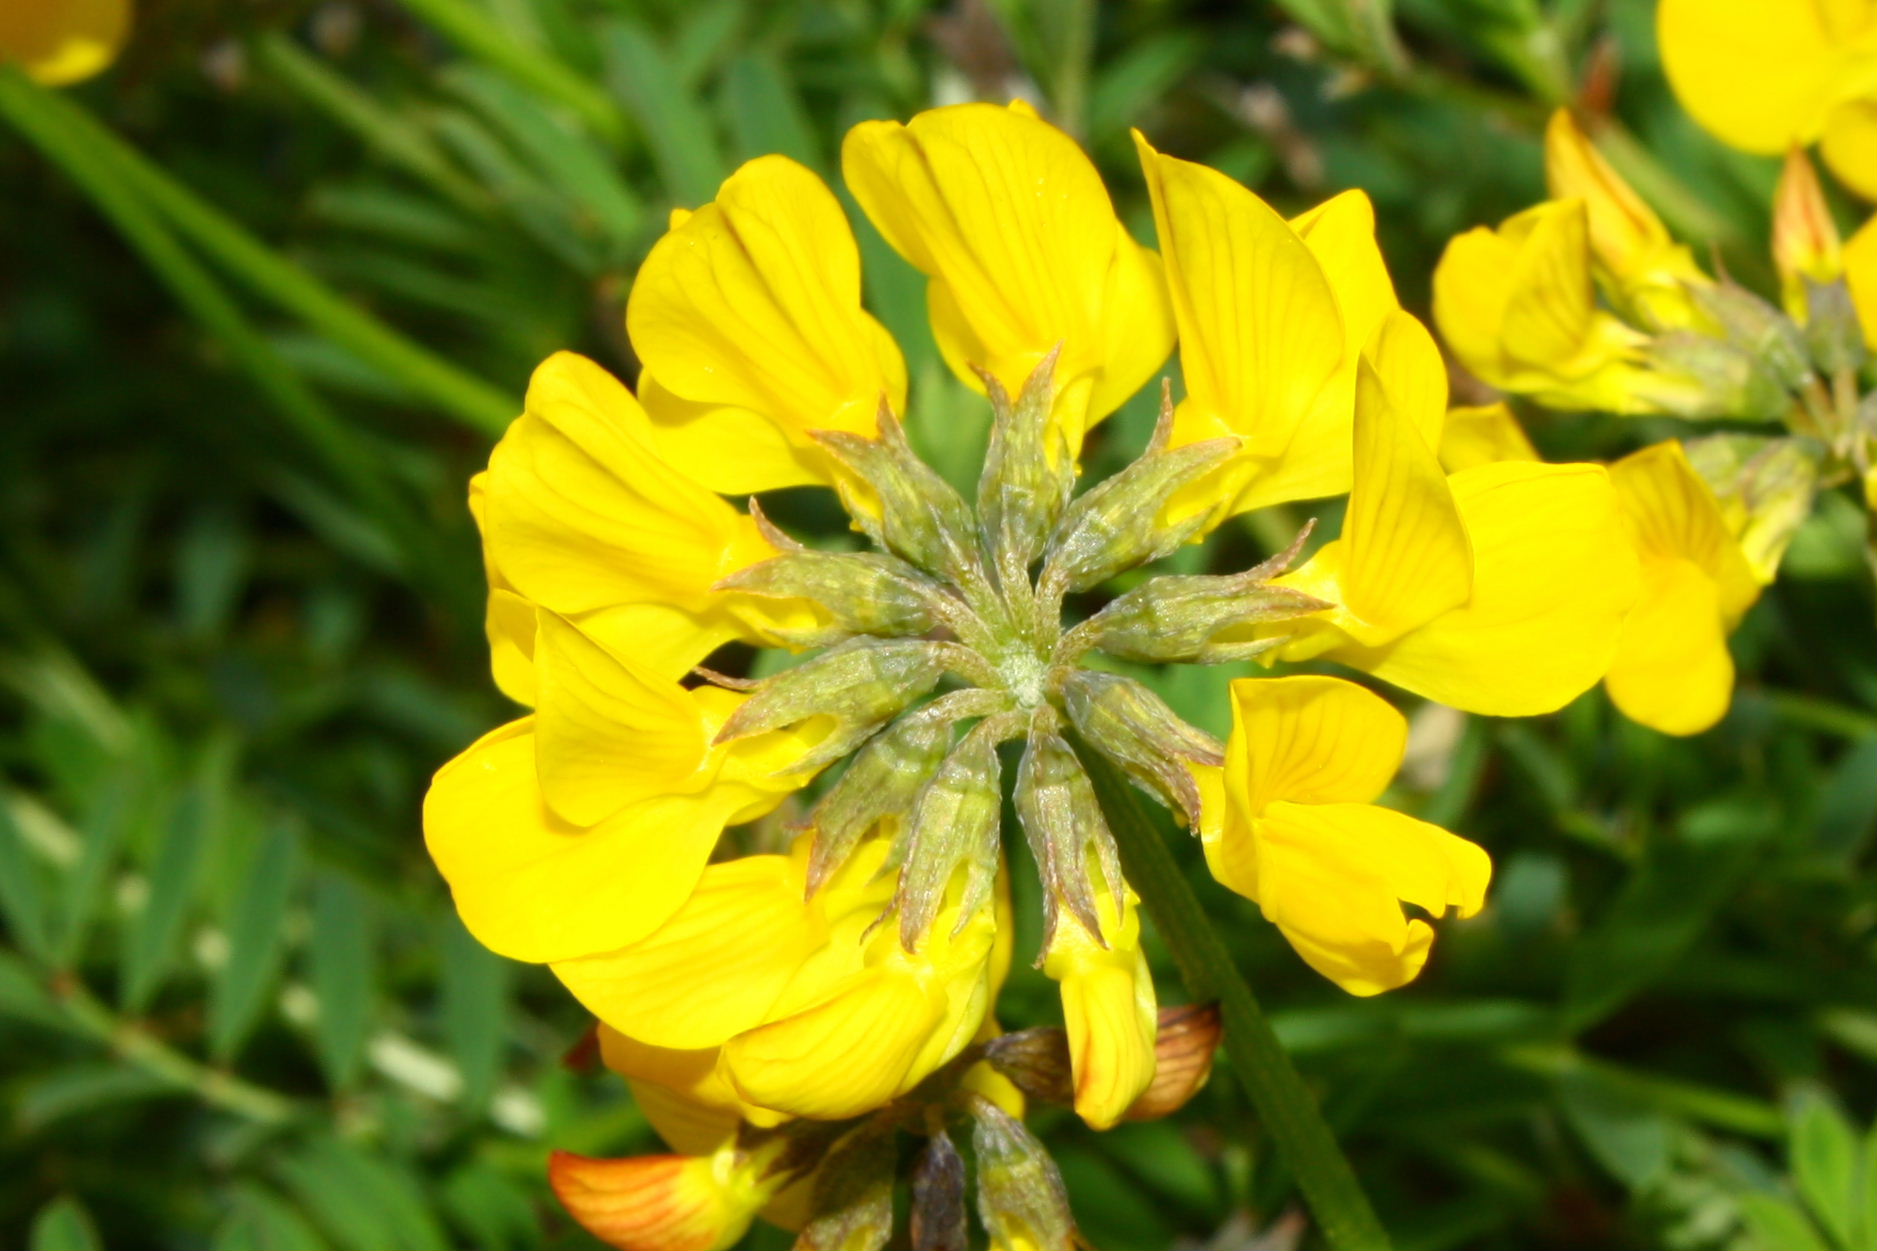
1849, 215, 1877, 349
481, 352, 786, 681
1822, 99, 1877, 201
1658, 0, 1877, 155
844, 103, 1172, 450
532, 614, 711, 826
423, 720, 754, 963
1252, 801, 1491, 996
554, 857, 819, 1051
1605, 558, 1736, 736
1321, 462, 1640, 715
1438, 403, 1538, 472
0, 0, 130, 86
468, 473, 538, 706
1223, 676, 1407, 817
628, 156, 907, 493
1042, 884, 1156, 1130
549, 1142, 778, 1251
1135, 131, 1350, 512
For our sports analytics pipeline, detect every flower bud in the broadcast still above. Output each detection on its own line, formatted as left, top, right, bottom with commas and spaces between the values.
1072, 524, 1328, 665
714, 638, 950, 771
909, 1131, 967, 1251
1683, 434, 1824, 583
1640, 331, 1791, 422
718, 543, 941, 649
1061, 670, 1223, 825
795, 1127, 896, 1251
969, 1097, 1078, 1251
1040, 387, 1238, 594
982, 1026, 1075, 1108
816, 409, 982, 587
895, 718, 1011, 949
1014, 728, 1124, 947
1124, 1003, 1223, 1121
977, 349, 1076, 590
1802, 279, 1870, 377
1690, 282, 1813, 393
549, 1138, 785, 1251
802, 701, 959, 894
1773, 148, 1843, 320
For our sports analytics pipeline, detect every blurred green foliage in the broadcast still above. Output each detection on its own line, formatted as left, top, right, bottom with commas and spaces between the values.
1, 0, 1873, 1248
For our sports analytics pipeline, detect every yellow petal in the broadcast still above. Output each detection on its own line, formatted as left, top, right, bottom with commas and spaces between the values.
1135, 131, 1349, 511
1773, 149, 1844, 318
1500, 200, 1600, 370
0, 0, 130, 86
597, 1029, 783, 1154
554, 856, 820, 1051
627, 156, 907, 493
1222, 675, 1407, 817
423, 719, 744, 963
1823, 98, 1877, 204
1432, 224, 1519, 388
1610, 441, 1760, 624
1252, 800, 1491, 996
1327, 461, 1640, 715
532, 613, 711, 826
549, 1142, 777, 1251
468, 473, 538, 706
1042, 885, 1157, 1130
1437, 403, 1539, 473
1605, 558, 1736, 736
844, 104, 1172, 449
1659, 0, 1877, 154
1849, 214, 1877, 350
1290, 189, 1400, 363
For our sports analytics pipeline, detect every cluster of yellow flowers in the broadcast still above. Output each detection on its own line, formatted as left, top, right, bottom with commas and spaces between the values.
424, 100, 1658, 1249
1433, 0, 1877, 737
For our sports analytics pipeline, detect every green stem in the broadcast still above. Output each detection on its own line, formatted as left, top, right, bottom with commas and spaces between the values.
1080, 748, 1392, 1251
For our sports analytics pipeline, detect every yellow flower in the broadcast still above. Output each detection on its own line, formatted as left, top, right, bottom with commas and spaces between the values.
1434, 200, 1672, 413
1544, 110, 1710, 329
0, 0, 129, 86
1847, 214, 1877, 350
1039, 879, 1156, 1130
477, 352, 819, 683
1267, 311, 1640, 716
549, 1137, 789, 1251
1436, 403, 1538, 473
1134, 132, 1400, 516
627, 156, 908, 494
1603, 441, 1761, 736
1195, 676, 1491, 995
1773, 148, 1847, 319
553, 838, 1008, 1121
422, 615, 822, 964
1659, 0, 1877, 200
843, 101, 1175, 455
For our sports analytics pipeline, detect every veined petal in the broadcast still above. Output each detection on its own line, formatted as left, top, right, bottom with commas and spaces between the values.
1822, 99, 1877, 202
1326, 462, 1641, 715
0, 0, 130, 86
844, 103, 1172, 449
1223, 676, 1407, 816
627, 156, 908, 493
1848, 214, 1877, 350
553, 856, 821, 1051
423, 720, 745, 963
1605, 557, 1736, 736
1500, 201, 1601, 370
533, 613, 711, 825
468, 473, 538, 706
1432, 225, 1519, 388
1252, 801, 1491, 996
1290, 190, 1399, 356
549, 1142, 778, 1251
1041, 884, 1157, 1130
1659, 0, 1877, 154
482, 352, 781, 680
1610, 442, 1760, 624
597, 1029, 783, 1154
1438, 403, 1538, 472
1135, 131, 1349, 511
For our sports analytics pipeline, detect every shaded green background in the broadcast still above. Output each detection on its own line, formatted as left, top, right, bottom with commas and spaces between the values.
2, 0, 1873, 1248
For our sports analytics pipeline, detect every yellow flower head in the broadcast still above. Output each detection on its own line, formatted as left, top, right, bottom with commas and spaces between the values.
1196, 676, 1491, 995
1659, 0, 1877, 200
549, 1136, 789, 1251
0, 0, 130, 86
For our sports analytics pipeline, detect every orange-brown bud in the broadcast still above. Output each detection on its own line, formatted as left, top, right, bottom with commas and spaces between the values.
1125, 1002, 1224, 1121
1773, 148, 1844, 319
549, 1143, 778, 1251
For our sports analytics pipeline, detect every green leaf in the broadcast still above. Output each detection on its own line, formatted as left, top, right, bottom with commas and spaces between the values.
1811, 736, 1877, 865
208, 822, 303, 1061
307, 874, 374, 1091
441, 1163, 539, 1251
720, 53, 821, 170
602, 19, 727, 207
15, 1065, 177, 1133
1791, 1091, 1861, 1250
1853, 1119, 1877, 1251
211, 1185, 330, 1251
442, 914, 510, 1112
0, 951, 66, 1033
0, 793, 54, 962
1557, 1069, 1673, 1192
1737, 1193, 1829, 1251
173, 506, 251, 641
121, 776, 217, 1012
57, 776, 133, 967
276, 1137, 450, 1251
28, 1196, 101, 1251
